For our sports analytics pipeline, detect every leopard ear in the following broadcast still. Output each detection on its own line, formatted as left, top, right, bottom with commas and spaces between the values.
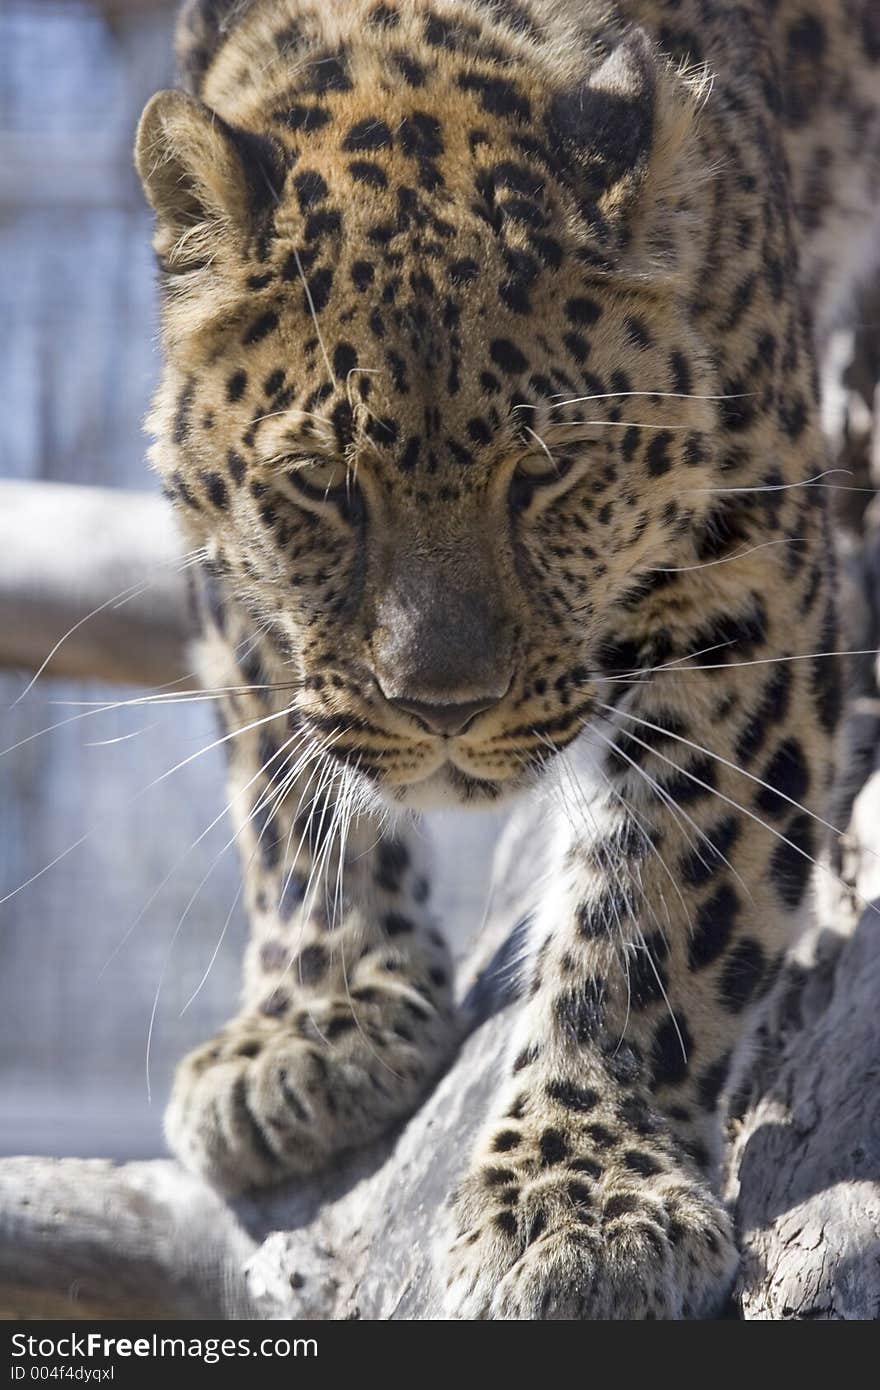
549, 28, 703, 264
550, 30, 657, 194
135, 90, 282, 267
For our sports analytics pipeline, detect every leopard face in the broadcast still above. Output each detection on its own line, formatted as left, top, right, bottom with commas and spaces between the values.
138, 1, 717, 808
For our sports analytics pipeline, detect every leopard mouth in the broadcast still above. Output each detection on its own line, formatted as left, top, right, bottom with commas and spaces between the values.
297, 693, 591, 808
376, 734, 570, 809
307, 728, 538, 808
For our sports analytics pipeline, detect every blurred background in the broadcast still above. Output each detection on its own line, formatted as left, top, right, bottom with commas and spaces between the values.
0, 0, 502, 1161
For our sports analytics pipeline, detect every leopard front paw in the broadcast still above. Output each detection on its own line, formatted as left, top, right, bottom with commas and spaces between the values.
166, 991, 454, 1192
441, 1164, 737, 1319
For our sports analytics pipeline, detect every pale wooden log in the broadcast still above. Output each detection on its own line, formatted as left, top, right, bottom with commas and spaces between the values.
0, 480, 194, 690
0, 1157, 258, 1320
728, 903, 880, 1320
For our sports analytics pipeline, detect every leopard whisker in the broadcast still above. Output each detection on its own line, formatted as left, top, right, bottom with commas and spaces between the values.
98, 724, 309, 982
297, 755, 344, 924
51, 681, 301, 709
0, 691, 307, 915
269, 749, 343, 1049
148, 727, 322, 1090
685, 468, 864, 495
258, 740, 347, 1006
273, 727, 349, 925
594, 785, 685, 1060
10, 545, 208, 707
142, 698, 300, 796
295, 759, 406, 1083
549, 418, 695, 432
596, 759, 700, 927
538, 731, 644, 946
272, 728, 348, 934
285, 241, 337, 391
591, 711, 880, 928
596, 646, 878, 685
521, 425, 561, 471
646, 537, 807, 573
0, 833, 90, 911
543, 390, 752, 408
0, 684, 280, 764
594, 698, 873, 865
332, 764, 408, 1085
84, 723, 159, 748
588, 721, 753, 905
551, 732, 699, 1066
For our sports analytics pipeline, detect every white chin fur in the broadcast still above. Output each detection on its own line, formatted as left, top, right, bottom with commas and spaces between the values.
382, 764, 525, 811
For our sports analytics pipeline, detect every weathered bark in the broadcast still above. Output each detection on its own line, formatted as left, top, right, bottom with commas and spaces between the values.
0, 1158, 258, 1320
726, 892, 880, 1320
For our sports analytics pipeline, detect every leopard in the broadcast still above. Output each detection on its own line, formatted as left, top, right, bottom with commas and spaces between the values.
135, 0, 880, 1318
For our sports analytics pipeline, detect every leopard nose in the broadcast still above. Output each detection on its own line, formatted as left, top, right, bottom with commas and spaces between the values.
389, 695, 500, 736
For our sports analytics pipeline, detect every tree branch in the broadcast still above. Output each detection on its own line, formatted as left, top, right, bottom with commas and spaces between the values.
0, 481, 193, 689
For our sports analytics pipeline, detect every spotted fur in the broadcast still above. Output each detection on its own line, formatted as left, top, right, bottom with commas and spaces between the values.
136, 0, 880, 1317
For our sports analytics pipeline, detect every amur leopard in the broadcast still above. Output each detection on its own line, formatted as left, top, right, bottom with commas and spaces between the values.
135, 0, 880, 1318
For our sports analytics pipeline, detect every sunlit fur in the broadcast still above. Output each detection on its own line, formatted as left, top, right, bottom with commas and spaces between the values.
137, 0, 879, 1319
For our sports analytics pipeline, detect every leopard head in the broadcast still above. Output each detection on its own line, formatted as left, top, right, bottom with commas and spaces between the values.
137, 1, 717, 808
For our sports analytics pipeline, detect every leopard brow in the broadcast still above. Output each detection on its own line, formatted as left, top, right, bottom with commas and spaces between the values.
535, 419, 692, 441
261, 425, 338, 470
514, 405, 696, 434
260, 397, 384, 469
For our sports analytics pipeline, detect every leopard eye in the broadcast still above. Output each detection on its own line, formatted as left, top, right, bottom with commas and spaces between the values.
509, 452, 573, 514
285, 458, 354, 501
515, 451, 566, 480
